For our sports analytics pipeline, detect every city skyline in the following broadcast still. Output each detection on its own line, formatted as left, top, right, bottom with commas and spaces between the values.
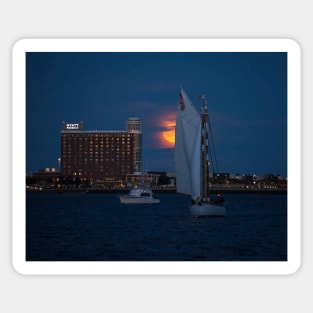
26, 52, 287, 177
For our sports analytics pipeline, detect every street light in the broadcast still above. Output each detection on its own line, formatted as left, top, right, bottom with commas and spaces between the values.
58, 157, 61, 172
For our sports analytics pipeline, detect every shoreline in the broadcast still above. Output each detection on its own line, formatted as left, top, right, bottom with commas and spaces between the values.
26, 187, 287, 195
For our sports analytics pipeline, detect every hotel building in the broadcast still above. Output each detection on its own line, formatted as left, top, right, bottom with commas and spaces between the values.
60, 118, 142, 183
126, 117, 142, 174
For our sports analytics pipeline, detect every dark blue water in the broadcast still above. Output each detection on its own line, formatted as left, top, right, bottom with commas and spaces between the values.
26, 193, 287, 261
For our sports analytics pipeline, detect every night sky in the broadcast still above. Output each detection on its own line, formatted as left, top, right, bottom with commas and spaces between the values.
26, 52, 287, 177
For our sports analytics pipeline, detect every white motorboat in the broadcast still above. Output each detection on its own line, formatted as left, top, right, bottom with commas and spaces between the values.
118, 186, 160, 204
175, 88, 226, 217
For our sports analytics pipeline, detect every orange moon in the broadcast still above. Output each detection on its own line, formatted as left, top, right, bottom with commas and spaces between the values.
159, 117, 176, 148
161, 122, 175, 147
154, 111, 176, 149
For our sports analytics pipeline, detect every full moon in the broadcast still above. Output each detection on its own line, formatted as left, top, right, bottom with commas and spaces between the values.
160, 120, 175, 148
154, 111, 176, 149
162, 128, 175, 146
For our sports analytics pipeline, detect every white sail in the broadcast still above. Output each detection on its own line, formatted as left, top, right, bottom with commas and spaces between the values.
175, 88, 201, 200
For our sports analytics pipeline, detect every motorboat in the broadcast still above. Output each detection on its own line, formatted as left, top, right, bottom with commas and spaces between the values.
118, 186, 160, 204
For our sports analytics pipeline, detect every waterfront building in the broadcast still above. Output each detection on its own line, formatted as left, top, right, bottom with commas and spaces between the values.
27, 168, 60, 185
126, 117, 142, 173
60, 120, 142, 184
125, 172, 160, 188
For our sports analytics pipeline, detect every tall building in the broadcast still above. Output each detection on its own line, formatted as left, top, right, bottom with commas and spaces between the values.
60, 120, 142, 183
126, 117, 142, 173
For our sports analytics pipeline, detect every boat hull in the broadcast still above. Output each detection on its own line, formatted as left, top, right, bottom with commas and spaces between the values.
118, 195, 160, 204
190, 203, 226, 217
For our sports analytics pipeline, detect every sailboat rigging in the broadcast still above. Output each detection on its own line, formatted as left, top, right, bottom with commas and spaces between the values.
175, 88, 226, 217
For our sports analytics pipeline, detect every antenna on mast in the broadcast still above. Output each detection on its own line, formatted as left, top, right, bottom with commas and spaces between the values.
198, 94, 208, 113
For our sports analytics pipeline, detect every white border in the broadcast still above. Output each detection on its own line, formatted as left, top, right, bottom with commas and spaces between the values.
12, 39, 301, 275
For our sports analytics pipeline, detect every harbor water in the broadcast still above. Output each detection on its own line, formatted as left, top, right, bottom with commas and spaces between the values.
26, 193, 287, 261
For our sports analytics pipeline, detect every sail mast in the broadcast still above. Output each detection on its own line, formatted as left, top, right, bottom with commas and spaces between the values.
200, 94, 210, 200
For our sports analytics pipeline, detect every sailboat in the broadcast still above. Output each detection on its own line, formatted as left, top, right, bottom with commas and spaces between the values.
175, 88, 226, 217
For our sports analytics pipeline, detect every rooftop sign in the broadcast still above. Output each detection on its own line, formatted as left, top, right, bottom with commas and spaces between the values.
66, 123, 79, 129
62, 121, 84, 131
